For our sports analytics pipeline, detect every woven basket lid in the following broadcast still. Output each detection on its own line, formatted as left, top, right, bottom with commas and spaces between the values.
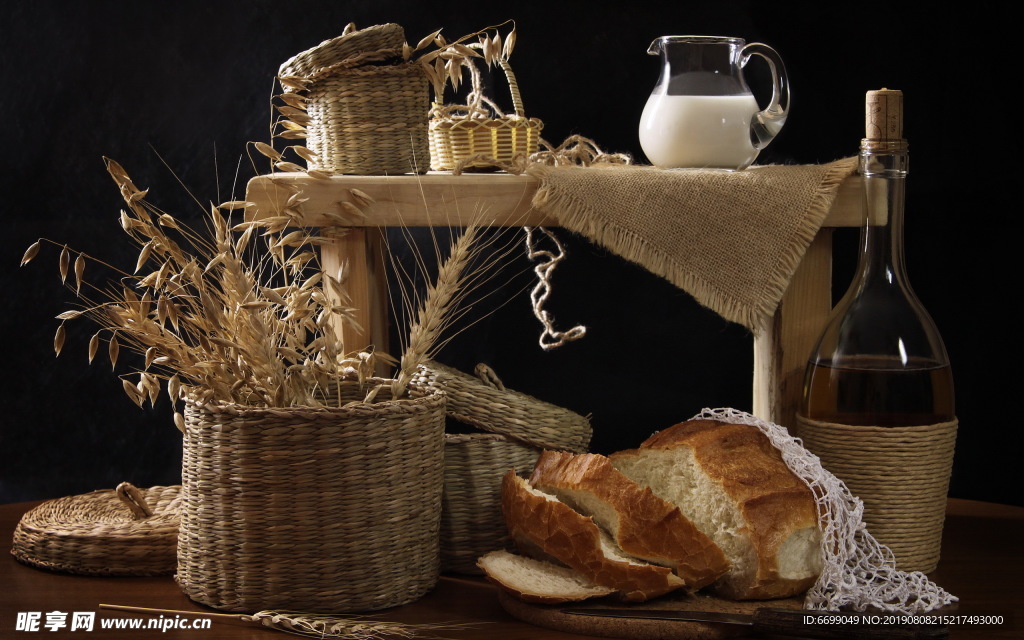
12, 483, 180, 576
415, 361, 591, 452
278, 23, 407, 83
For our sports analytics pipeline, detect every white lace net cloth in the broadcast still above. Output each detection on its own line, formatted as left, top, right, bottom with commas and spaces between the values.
696, 407, 957, 614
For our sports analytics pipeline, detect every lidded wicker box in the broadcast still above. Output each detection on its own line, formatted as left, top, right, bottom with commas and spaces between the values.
414, 361, 590, 573
278, 23, 430, 175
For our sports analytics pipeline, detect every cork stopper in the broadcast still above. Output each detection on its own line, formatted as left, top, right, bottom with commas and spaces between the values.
865, 88, 903, 141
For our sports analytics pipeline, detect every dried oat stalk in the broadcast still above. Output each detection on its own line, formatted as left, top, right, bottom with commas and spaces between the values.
22, 158, 383, 412
416, 21, 516, 108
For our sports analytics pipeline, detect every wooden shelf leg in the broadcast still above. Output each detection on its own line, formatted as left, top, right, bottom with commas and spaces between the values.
753, 231, 834, 434
319, 228, 391, 366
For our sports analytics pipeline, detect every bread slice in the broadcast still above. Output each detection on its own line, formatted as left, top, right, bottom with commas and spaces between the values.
477, 549, 615, 604
610, 420, 822, 600
501, 470, 685, 602
529, 450, 729, 590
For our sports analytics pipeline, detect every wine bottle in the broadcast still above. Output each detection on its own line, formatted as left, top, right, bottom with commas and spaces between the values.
797, 89, 957, 573
800, 89, 954, 427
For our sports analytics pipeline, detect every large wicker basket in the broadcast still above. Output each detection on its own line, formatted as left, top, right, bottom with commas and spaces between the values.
278, 24, 430, 175
176, 379, 446, 613
428, 58, 543, 172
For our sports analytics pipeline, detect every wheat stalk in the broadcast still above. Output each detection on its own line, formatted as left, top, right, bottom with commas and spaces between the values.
98, 604, 471, 639
385, 212, 538, 401
391, 224, 481, 399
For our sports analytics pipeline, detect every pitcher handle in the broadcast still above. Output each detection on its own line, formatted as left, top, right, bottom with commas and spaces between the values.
741, 42, 790, 149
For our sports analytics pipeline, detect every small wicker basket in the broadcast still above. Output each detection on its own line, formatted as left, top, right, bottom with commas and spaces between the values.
415, 361, 590, 574
441, 433, 540, 573
278, 24, 430, 175
176, 378, 446, 613
428, 58, 543, 172
12, 483, 180, 576
279, 23, 407, 79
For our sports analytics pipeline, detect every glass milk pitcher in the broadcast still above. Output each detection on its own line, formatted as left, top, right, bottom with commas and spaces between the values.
639, 36, 790, 170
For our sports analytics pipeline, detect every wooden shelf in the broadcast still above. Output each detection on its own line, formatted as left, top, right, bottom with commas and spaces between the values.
245, 171, 865, 228
243, 169, 865, 432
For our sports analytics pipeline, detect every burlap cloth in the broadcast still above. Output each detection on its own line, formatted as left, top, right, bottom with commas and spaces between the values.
527, 158, 858, 332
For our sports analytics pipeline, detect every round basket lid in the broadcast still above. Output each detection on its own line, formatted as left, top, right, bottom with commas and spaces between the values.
415, 361, 591, 452
278, 23, 406, 83
12, 483, 180, 576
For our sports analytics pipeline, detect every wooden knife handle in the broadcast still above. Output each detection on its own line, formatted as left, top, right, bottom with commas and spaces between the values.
752, 608, 949, 639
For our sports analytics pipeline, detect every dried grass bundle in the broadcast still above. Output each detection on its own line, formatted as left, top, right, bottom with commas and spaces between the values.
22, 155, 527, 428
22, 158, 383, 419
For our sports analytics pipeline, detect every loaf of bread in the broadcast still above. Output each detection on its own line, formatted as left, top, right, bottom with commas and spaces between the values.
529, 450, 729, 590
477, 549, 615, 604
501, 470, 685, 602
610, 420, 822, 600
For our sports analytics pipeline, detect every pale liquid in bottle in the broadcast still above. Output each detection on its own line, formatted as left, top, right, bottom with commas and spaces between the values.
639, 94, 760, 169
802, 355, 955, 427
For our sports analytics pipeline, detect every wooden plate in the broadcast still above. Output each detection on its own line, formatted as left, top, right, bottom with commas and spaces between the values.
498, 590, 804, 640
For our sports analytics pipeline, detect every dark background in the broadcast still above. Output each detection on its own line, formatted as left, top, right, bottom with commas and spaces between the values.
2, 1, 1019, 506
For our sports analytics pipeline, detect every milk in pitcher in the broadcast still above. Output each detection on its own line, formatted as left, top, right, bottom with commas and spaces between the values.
639, 94, 760, 169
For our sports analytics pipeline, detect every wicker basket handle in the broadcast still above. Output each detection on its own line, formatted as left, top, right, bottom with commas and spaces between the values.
473, 363, 506, 391
445, 55, 528, 120
497, 59, 526, 118
115, 482, 154, 520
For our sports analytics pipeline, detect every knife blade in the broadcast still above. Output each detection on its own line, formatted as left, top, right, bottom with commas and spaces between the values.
561, 607, 948, 639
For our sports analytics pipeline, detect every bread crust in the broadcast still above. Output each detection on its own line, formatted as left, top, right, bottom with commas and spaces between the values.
617, 420, 822, 600
727, 490, 820, 599
529, 450, 729, 590
501, 470, 685, 602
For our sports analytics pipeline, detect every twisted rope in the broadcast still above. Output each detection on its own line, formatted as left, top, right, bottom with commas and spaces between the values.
446, 136, 630, 349
524, 226, 586, 350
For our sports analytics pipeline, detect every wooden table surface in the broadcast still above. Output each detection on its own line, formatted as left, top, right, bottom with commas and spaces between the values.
2, 498, 1020, 639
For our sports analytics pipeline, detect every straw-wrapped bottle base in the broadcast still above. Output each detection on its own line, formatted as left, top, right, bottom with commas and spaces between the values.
797, 416, 958, 573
